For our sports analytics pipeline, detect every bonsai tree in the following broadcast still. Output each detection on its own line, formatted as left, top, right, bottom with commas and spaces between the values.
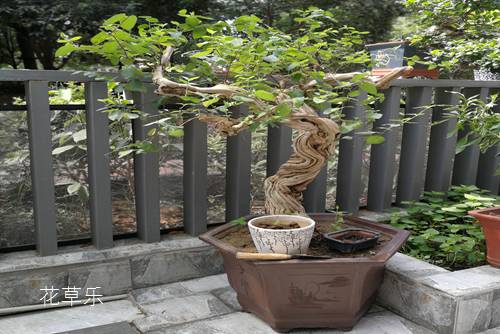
58, 8, 411, 215
403, 0, 500, 78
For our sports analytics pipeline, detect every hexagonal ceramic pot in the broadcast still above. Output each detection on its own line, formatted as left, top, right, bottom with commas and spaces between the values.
200, 213, 409, 332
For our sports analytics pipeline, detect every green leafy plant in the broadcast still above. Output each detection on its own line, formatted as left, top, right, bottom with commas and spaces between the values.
435, 91, 500, 154
403, 0, 500, 76
388, 185, 499, 270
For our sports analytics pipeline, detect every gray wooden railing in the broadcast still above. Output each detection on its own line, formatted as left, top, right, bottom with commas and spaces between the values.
0, 69, 499, 256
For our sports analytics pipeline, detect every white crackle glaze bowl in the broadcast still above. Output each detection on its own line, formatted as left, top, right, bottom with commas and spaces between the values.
248, 215, 315, 255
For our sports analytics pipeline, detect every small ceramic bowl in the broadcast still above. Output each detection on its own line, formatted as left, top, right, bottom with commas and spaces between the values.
248, 215, 315, 254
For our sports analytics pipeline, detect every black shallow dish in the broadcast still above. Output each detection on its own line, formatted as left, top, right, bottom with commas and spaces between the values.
323, 228, 380, 254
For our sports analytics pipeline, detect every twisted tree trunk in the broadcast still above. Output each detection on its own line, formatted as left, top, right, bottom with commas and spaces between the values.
264, 104, 339, 215
152, 47, 412, 215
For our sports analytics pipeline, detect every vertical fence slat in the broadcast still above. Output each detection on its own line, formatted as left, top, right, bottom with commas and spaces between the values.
476, 145, 500, 193
183, 119, 208, 235
396, 86, 433, 204
367, 87, 402, 211
85, 81, 114, 249
303, 109, 327, 213
266, 124, 292, 178
226, 105, 252, 222
452, 87, 487, 186
26, 81, 58, 255
303, 168, 327, 213
336, 91, 368, 213
132, 84, 161, 242
425, 87, 461, 192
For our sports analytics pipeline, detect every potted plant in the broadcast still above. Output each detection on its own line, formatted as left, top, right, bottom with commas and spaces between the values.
59, 8, 411, 331
403, 0, 500, 79
469, 206, 500, 268
366, 40, 439, 79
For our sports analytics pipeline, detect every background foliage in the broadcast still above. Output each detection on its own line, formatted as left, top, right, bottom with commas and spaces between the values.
0, 0, 403, 70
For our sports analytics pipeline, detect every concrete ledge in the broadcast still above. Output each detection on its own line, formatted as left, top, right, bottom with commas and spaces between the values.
378, 253, 500, 334
0, 235, 224, 308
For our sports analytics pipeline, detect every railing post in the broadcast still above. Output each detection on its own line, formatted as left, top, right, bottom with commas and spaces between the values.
85, 81, 114, 249
132, 84, 161, 242
183, 119, 208, 235
303, 108, 327, 213
367, 87, 402, 211
476, 146, 500, 193
226, 105, 252, 222
266, 124, 292, 178
425, 87, 461, 192
452, 88, 487, 186
476, 88, 500, 193
396, 86, 433, 204
26, 81, 58, 256
336, 91, 368, 213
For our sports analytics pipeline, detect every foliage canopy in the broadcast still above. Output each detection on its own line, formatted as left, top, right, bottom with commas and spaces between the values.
60, 8, 387, 142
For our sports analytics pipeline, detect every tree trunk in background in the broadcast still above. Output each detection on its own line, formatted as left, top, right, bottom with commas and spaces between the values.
15, 27, 37, 69
264, 104, 339, 215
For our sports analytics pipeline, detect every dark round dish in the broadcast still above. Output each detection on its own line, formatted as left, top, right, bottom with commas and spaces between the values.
323, 228, 381, 254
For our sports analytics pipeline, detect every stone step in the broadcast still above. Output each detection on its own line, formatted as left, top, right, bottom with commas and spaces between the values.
0, 235, 224, 309
0, 274, 439, 334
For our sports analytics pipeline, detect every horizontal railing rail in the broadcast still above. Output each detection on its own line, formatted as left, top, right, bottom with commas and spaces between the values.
0, 69, 499, 256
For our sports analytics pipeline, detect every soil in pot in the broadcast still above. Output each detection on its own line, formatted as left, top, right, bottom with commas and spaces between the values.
253, 220, 302, 230
219, 218, 391, 258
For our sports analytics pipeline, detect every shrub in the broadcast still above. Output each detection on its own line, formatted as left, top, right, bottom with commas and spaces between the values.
388, 185, 499, 270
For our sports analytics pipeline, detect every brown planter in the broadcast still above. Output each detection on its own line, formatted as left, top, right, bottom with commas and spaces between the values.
469, 206, 500, 268
200, 213, 409, 332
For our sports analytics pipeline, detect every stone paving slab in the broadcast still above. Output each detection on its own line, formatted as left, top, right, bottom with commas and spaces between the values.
56, 322, 139, 334
0, 300, 143, 334
2, 272, 498, 334
132, 274, 229, 304
133, 293, 233, 332
145, 310, 436, 334
420, 266, 500, 297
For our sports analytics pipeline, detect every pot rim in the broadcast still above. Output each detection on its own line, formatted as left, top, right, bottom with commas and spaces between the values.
199, 213, 411, 264
248, 214, 315, 232
468, 206, 500, 222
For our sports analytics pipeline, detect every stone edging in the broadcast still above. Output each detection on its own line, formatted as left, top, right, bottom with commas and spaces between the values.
0, 235, 224, 309
377, 252, 500, 334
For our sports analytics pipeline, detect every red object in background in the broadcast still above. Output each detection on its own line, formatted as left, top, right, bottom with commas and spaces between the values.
469, 206, 500, 268
372, 68, 440, 79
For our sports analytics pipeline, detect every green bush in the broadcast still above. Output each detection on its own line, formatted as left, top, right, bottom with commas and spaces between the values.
388, 185, 499, 270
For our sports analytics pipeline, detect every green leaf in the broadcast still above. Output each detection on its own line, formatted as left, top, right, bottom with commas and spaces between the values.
55, 44, 76, 57
230, 217, 247, 225
104, 13, 127, 25
359, 81, 378, 95
263, 55, 279, 63
366, 134, 385, 145
52, 145, 75, 155
191, 49, 213, 58
90, 32, 109, 44
275, 103, 291, 116
72, 129, 87, 143
255, 90, 275, 102
168, 128, 184, 137
120, 15, 137, 31
202, 97, 219, 107
67, 183, 81, 195
118, 149, 134, 158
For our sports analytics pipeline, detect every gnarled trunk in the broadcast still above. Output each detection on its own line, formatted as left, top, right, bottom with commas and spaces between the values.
264, 104, 339, 215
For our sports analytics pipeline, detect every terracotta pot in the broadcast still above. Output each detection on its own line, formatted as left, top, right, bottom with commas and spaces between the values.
200, 213, 409, 332
248, 215, 315, 254
468, 206, 500, 268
